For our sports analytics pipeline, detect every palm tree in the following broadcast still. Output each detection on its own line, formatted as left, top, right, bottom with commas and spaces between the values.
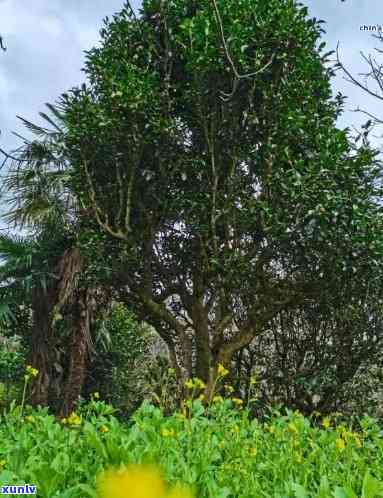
0, 103, 111, 413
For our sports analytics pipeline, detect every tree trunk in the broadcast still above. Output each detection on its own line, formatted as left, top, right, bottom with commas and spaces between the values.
29, 287, 55, 407
60, 289, 90, 416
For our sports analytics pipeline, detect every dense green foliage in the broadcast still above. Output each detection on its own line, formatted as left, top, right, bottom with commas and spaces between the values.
0, 398, 383, 497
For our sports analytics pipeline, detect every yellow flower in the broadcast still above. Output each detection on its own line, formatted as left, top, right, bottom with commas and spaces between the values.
288, 423, 299, 435
232, 398, 243, 406
335, 438, 346, 451
67, 412, 81, 426
26, 365, 39, 378
322, 417, 331, 430
231, 425, 239, 433
353, 435, 362, 448
97, 465, 166, 498
213, 395, 223, 403
184, 379, 194, 390
198, 394, 205, 401
93, 392, 100, 399
100, 425, 109, 433
61, 417, 67, 425
217, 364, 229, 377
249, 447, 257, 457
294, 453, 303, 464
268, 425, 275, 434
0, 459, 6, 468
97, 465, 194, 498
161, 428, 175, 438
224, 384, 234, 393
250, 376, 257, 386
25, 415, 35, 423
193, 378, 206, 390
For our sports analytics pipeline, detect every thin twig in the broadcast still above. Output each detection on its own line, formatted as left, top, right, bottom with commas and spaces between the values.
336, 42, 383, 101
210, 0, 275, 101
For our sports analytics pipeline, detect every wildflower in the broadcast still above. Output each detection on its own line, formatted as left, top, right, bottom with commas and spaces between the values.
97, 465, 165, 498
25, 415, 35, 423
288, 423, 299, 435
232, 398, 243, 406
217, 364, 229, 377
353, 434, 362, 448
100, 425, 109, 433
61, 417, 67, 425
161, 428, 175, 438
250, 376, 257, 386
335, 438, 346, 451
198, 394, 205, 401
67, 412, 81, 426
184, 379, 194, 390
322, 417, 331, 430
232, 425, 239, 433
93, 392, 100, 399
97, 465, 194, 498
224, 384, 234, 393
249, 447, 257, 457
268, 425, 275, 434
212, 395, 223, 403
25, 365, 39, 378
193, 378, 206, 390
294, 453, 303, 464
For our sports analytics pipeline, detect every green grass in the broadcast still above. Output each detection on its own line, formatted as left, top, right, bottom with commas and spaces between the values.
0, 398, 382, 497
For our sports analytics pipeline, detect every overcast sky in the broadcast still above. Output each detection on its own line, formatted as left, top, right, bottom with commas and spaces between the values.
0, 0, 383, 228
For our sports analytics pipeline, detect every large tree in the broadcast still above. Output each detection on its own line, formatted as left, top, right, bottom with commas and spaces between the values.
55, 0, 383, 397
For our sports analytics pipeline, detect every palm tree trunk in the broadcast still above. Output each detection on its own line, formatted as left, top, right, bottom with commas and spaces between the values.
60, 289, 91, 416
29, 287, 55, 406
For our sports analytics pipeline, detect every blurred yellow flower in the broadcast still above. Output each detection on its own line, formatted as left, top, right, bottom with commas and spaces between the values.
322, 417, 331, 430
335, 438, 346, 451
218, 441, 225, 449
100, 425, 109, 433
193, 378, 206, 390
217, 364, 229, 377
93, 392, 100, 399
213, 395, 223, 403
288, 423, 299, 435
161, 428, 175, 438
97, 465, 194, 498
67, 412, 81, 426
198, 394, 205, 401
61, 417, 67, 425
224, 384, 234, 393
249, 447, 257, 457
98, 465, 165, 498
25, 365, 39, 378
250, 376, 257, 386
232, 398, 243, 406
25, 415, 35, 423
0, 459, 6, 468
184, 379, 194, 390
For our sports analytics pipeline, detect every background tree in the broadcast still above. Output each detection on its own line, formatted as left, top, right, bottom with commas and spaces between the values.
58, 0, 383, 398
0, 107, 113, 414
